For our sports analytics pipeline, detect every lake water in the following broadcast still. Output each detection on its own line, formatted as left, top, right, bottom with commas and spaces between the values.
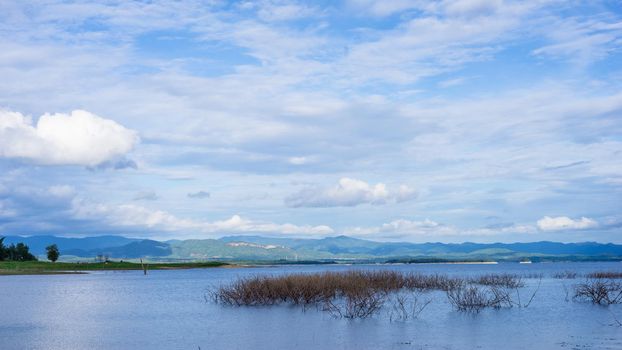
1, 262, 621, 350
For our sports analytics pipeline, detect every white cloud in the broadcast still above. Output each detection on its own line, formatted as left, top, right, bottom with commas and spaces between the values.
288, 156, 308, 165
209, 214, 334, 235
71, 200, 334, 237
395, 184, 418, 202
339, 1, 534, 84
537, 216, 598, 231
0, 2, 620, 243
532, 16, 622, 65
285, 178, 417, 207
255, 1, 319, 22
466, 224, 538, 236
0, 200, 17, 218
344, 219, 539, 239
0, 109, 138, 166
47, 185, 76, 198
438, 77, 467, 88
345, 219, 452, 236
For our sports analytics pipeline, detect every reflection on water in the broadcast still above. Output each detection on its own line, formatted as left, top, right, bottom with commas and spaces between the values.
1, 262, 621, 349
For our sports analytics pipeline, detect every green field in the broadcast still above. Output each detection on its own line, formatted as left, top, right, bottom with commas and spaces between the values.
0, 260, 229, 275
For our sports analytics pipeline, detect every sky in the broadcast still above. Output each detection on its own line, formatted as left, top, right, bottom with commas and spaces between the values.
0, 0, 621, 243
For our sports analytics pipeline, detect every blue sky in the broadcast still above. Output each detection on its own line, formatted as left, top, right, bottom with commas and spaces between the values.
0, 0, 621, 243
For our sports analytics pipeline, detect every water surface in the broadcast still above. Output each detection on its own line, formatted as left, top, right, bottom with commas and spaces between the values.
1, 262, 621, 349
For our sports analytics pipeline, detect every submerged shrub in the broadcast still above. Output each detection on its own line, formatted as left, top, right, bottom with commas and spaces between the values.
326, 288, 387, 319
574, 279, 622, 305
470, 273, 524, 288
446, 285, 514, 313
388, 291, 432, 321
552, 271, 578, 279
522, 272, 545, 279
445, 274, 541, 312
211, 270, 539, 318
402, 273, 464, 291
586, 271, 622, 279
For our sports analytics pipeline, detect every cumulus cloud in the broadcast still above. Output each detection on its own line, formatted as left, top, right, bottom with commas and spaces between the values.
71, 200, 334, 236
536, 216, 598, 231
285, 178, 417, 207
344, 219, 538, 239
187, 190, 210, 199
0, 109, 138, 166
209, 215, 334, 235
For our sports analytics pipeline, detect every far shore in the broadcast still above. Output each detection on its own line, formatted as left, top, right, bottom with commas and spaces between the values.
0, 260, 230, 275
4, 259, 619, 276
1, 260, 497, 275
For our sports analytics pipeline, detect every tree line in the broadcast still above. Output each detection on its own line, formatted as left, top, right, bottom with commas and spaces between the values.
0, 237, 37, 261
0, 237, 60, 262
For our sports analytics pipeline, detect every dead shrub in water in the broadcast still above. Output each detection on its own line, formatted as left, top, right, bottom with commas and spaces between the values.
324, 288, 387, 319
403, 273, 464, 291
388, 291, 432, 321
213, 270, 403, 316
446, 285, 517, 312
212, 270, 538, 318
553, 271, 578, 279
522, 272, 545, 279
447, 286, 496, 312
574, 279, 622, 305
446, 275, 540, 312
586, 271, 622, 279
470, 273, 524, 288
213, 273, 338, 306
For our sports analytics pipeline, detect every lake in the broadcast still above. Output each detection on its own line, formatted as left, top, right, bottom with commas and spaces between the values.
1, 262, 621, 350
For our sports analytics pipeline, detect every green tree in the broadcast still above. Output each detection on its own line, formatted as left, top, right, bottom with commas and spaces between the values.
0, 237, 6, 261
46, 244, 60, 262
7, 243, 37, 261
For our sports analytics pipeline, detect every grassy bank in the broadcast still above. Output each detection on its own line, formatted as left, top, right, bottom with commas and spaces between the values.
0, 260, 229, 275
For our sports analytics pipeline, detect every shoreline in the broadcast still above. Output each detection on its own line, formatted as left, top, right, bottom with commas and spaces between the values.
3, 259, 620, 276
0, 261, 231, 276
0, 270, 88, 275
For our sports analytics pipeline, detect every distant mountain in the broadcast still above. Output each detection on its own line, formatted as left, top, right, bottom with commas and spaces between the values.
64, 240, 172, 259
219, 235, 309, 248
169, 239, 334, 260
219, 236, 622, 258
2, 235, 139, 255
3, 234, 622, 262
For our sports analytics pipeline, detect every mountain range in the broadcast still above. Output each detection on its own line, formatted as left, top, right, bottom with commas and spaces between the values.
4, 235, 622, 262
